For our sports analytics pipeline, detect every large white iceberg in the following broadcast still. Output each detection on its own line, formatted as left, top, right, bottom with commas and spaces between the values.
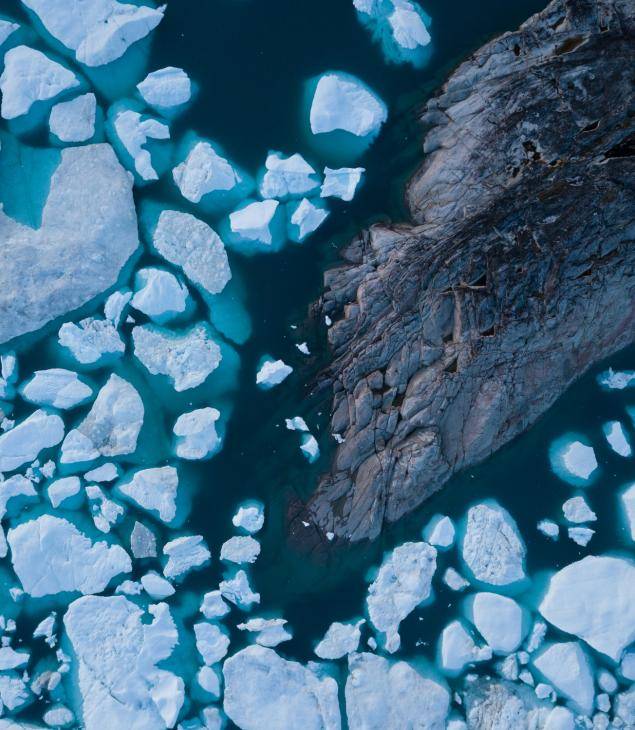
439, 619, 491, 674
320, 166, 364, 201
223, 645, 341, 730
287, 197, 330, 243
58, 317, 125, 365
549, 435, 598, 486
259, 152, 320, 200
137, 66, 191, 109
0, 409, 64, 472
133, 323, 222, 392
49, 92, 97, 143
466, 592, 525, 654
539, 555, 635, 661
20, 368, 93, 410
0, 45, 79, 120
131, 267, 190, 323
315, 621, 363, 660
21, 0, 166, 67
173, 141, 244, 203
117, 466, 178, 524
256, 357, 293, 389
532, 641, 594, 714
7, 515, 130, 596
162, 534, 211, 580
366, 541, 436, 653
173, 407, 221, 460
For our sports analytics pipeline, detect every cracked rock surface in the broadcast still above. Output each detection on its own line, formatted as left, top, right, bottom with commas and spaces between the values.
296, 0, 635, 544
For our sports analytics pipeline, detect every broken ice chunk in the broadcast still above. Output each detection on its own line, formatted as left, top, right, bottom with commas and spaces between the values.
47, 476, 82, 509
597, 367, 635, 390
439, 619, 492, 675
84, 462, 119, 483
286, 416, 309, 432
20, 368, 93, 410
0, 409, 64, 472
232, 502, 265, 534
0, 474, 37, 521
58, 317, 124, 365
43, 705, 74, 728
131, 267, 190, 324
173, 407, 222, 460
151, 209, 231, 296
228, 199, 283, 252
7, 514, 131, 596
220, 535, 260, 564
132, 322, 222, 392
443, 567, 469, 591
466, 592, 526, 654
537, 519, 559, 540
621, 482, 635, 541
367, 541, 436, 653
130, 520, 157, 559
141, 571, 175, 600
104, 288, 132, 327
309, 72, 387, 138
388, 0, 432, 51
567, 526, 594, 546
287, 197, 330, 243
423, 514, 455, 549
116, 466, 178, 524
200, 590, 230, 620
137, 66, 191, 109
163, 534, 211, 580
49, 92, 96, 143
33, 613, 56, 647
321, 166, 364, 201
0, 45, 79, 120
112, 108, 170, 181
195, 622, 230, 665
219, 569, 260, 609
532, 641, 594, 715
0, 675, 29, 712
60, 374, 144, 463
562, 496, 596, 524
258, 152, 320, 200
237, 617, 293, 648
86, 484, 125, 533
0, 646, 29, 670
21, 0, 166, 67
603, 420, 632, 457
549, 435, 598, 486
196, 665, 221, 699
315, 620, 364, 659
256, 357, 293, 389
461, 501, 526, 587
539, 555, 635, 661
173, 139, 246, 204
300, 434, 320, 463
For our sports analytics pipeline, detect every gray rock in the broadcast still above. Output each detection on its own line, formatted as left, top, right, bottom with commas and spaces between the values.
298, 0, 635, 543
0, 143, 138, 344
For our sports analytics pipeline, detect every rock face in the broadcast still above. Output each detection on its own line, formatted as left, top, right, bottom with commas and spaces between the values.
299, 0, 635, 543
0, 143, 139, 345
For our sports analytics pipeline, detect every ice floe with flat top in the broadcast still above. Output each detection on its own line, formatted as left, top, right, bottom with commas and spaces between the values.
163, 534, 211, 580
0, 19, 19, 49
256, 357, 292, 389
110, 106, 170, 181
49, 93, 97, 143
47, 476, 82, 509
549, 434, 598, 486
532, 641, 594, 714
597, 367, 635, 390
220, 535, 260, 564
287, 197, 330, 243
130, 520, 157, 559
64, 596, 182, 730
232, 502, 264, 534
223, 645, 341, 730
85, 462, 119, 483
227, 199, 285, 254
423, 514, 455, 549
61, 374, 143, 464
0, 409, 64, 472
58, 317, 124, 365
537, 519, 559, 540
568, 526, 594, 546
237, 617, 292, 648
86, 484, 125, 533
7, 514, 130, 596
131, 267, 190, 324
219, 569, 260, 610
22, 0, 165, 67
104, 288, 132, 327
132, 322, 222, 392
200, 590, 230, 620
621, 482, 635, 541
321, 166, 365, 201
20, 368, 93, 410
460, 500, 526, 587
315, 620, 364, 660
443, 567, 469, 591
465, 592, 526, 655
195, 622, 230, 665
173, 407, 222, 460
0, 46, 79, 120
366, 541, 436, 653
439, 619, 491, 675
539, 555, 635, 661
345, 651, 449, 729
562, 496, 596, 524
151, 209, 231, 296
603, 420, 632, 457
258, 151, 320, 200
116, 466, 178, 524
137, 66, 191, 109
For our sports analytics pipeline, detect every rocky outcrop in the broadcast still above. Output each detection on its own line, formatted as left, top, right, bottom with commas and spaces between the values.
296, 0, 635, 544
0, 143, 139, 344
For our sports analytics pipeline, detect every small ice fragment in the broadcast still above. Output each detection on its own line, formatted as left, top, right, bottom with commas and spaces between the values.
220, 535, 260, 564
116, 579, 142, 596
466, 592, 526, 654
43, 705, 74, 728
597, 669, 618, 694
537, 519, 559, 540
131, 267, 190, 323
58, 317, 124, 365
620, 652, 635, 681
525, 619, 547, 653
195, 622, 230, 665
532, 641, 594, 714
423, 514, 455, 549
300, 433, 320, 463
0, 409, 64, 472
49, 93, 96, 143
84, 463, 119, 483
568, 526, 594, 546
0, 20, 19, 49
597, 367, 635, 390
259, 151, 320, 199
232, 502, 265, 534
0, 45, 79, 119
620, 482, 635, 541
117, 466, 178, 524
163, 535, 211, 580
113, 109, 170, 181
296, 342, 310, 355
315, 620, 364, 659
236, 617, 292, 648
197, 665, 221, 699
137, 66, 191, 109
256, 358, 293, 388
229, 199, 280, 247
33, 613, 56, 645
286, 416, 309, 432
603, 420, 632, 457
549, 436, 598, 486
321, 166, 364, 201
562, 496, 596, 524
439, 620, 492, 675
141, 571, 175, 600
200, 590, 230, 620
86, 484, 124, 533
287, 197, 329, 243
20, 368, 93, 410
130, 521, 157, 559
47, 476, 82, 509
219, 569, 260, 609
104, 288, 132, 327
173, 407, 221, 460
173, 140, 243, 203
443, 567, 469, 591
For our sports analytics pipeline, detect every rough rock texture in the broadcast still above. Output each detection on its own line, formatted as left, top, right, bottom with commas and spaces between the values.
0, 143, 139, 344
297, 0, 635, 543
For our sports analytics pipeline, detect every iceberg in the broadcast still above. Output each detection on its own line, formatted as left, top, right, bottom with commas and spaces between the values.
315, 620, 363, 660
539, 555, 635, 661
21, 0, 166, 67
151, 209, 231, 296
532, 642, 594, 714
61, 374, 144, 463
223, 645, 341, 730
603, 420, 632, 457
309, 72, 387, 138
117, 466, 179, 524
442, 567, 469, 592
200, 590, 230, 620
237, 617, 293, 648
537, 519, 559, 540
0, 19, 19, 49
466, 592, 526, 654
140, 571, 174, 600
173, 140, 246, 204
597, 368, 635, 390
47, 476, 82, 509
49, 93, 97, 143
84, 462, 119, 483
7, 514, 130, 596
132, 322, 222, 391
228, 199, 283, 253
104, 288, 132, 327
112, 108, 170, 181
621, 482, 635, 540
219, 569, 260, 609
0, 45, 79, 120
366, 541, 436, 653
130, 520, 157, 559
173, 407, 222, 460
58, 317, 125, 365
422, 514, 455, 549
232, 502, 265, 534
287, 197, 330, 243
567, 526, 594, 546
320, 166, 364, 201
439, 619, 492, 675
163, 534, 211, 580
562, 496, 596, 524
20, 368, 93, 410
131, 267, 190, 324
220, 535, 260, 564
258, 152, 320, 200
549, 435, 598, 486
256, 357, 293, 389
0, 409, 64, 472
0, 675, 29, 712
463, 678, 550, 728
43, 706, 75, 728
0, 647, 29, 670
300, 433, 320, 463
460, 501, 526, 586
137, 66, 191, 109
194, 622, 230, 665
85, 484, 125, 533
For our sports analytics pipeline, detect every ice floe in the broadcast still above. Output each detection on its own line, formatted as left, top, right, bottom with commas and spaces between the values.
466, 592, 526, 654
173, 139, 247, 205
84, 462, 119, 483
562, 496, 596, 524
0, 409, 64, 472
567, 526, 594, 546
8, 515, 130, 596
443, 567, 469, 592
20, 368, 93, 410
137, 66, 191, 109
117, 466, 178, 524
603, 420, 632, 457
439, 619, 491, 675
173, 407, 222, 460
228, 199, 283, 253
219, 569, 260, 609
111, 107, 170, 181
237, 617, 292, 648
423, 514, 455, 549
232, 502, 265, 534
163, 534, 211, 580
532, 641, 594, 714
287, 197, 330, 243
320, 166, 365, 201
131, 267, 190, 324
0, 19, 19, 49
537, 519, 559, 540
58, 317, 124, 365
49, 92, 97, 143
549, 435, 598, 486
220, 535, 261, 564
366, 541, 436, 652
200, 590, 230, 620
315, 620, 364, 660
258, 152, 320, 200
597, 368, 635, 390
195, 621, 230, 665
130, 520, 157, 559
256, 357, 293, 389
621, 482, 635, 540
47, 475, 82, 509
86, 484, 125, 533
